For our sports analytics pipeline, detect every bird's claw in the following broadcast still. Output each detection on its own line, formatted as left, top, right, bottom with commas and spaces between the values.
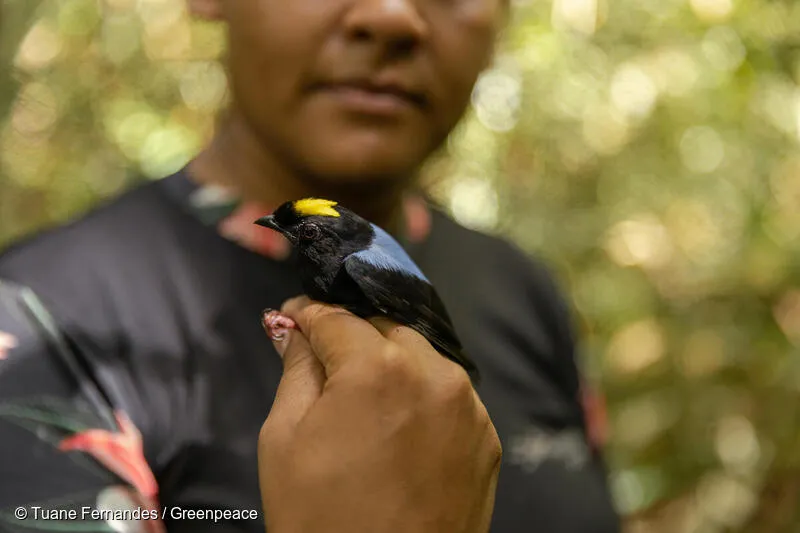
261, 309, 298, 342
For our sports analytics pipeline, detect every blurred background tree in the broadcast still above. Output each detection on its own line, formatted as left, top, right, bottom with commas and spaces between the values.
1, 0, 799, 531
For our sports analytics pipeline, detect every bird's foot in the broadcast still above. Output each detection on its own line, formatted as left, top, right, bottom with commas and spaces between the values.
261, 309, 298, 342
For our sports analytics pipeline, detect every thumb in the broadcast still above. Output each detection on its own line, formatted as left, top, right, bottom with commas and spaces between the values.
266, 327, 326, 435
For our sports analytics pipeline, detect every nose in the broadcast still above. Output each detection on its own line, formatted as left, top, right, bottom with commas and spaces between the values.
344, 0, 428, 58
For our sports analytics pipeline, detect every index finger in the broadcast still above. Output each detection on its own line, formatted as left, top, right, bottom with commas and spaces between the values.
280, 296, 386, 375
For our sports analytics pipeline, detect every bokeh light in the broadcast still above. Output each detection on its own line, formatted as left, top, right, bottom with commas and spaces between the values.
2, 0, 799, 531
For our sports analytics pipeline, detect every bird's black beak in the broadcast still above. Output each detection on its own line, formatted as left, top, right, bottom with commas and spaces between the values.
254, 215, 281, 233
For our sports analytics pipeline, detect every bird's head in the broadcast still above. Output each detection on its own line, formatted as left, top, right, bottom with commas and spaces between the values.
254, 198, 373, 266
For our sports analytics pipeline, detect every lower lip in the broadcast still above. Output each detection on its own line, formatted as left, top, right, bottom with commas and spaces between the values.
320, 86, 416, 115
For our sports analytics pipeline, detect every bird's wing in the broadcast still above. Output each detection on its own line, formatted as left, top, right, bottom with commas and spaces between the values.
356, 224, 431, 282
344, 252, 479, 381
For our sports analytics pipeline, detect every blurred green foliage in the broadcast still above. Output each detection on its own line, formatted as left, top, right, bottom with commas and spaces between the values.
2, 0, 800, 531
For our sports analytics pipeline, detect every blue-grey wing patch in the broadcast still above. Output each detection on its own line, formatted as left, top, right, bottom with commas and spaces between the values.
351, 224, 429, 282
342, 254, 480, 383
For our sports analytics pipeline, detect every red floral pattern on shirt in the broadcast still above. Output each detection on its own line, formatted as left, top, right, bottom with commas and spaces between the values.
0, 331, 17, 360
214, 194, 433, 260
59, 410, 165, 533
580, 382, 609, 450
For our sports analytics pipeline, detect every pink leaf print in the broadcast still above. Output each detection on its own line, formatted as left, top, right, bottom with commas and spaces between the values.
0, 331, 18, 360
59, 410, 165, 533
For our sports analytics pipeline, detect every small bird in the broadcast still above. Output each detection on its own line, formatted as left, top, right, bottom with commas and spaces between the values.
254, 198, 480, 383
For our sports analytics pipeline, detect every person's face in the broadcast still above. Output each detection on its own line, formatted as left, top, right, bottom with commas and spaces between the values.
189, 0, 505, 187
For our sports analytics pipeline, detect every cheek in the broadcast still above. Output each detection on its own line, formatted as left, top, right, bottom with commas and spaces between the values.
428, 4, 501, 123
223, 1, 332, 113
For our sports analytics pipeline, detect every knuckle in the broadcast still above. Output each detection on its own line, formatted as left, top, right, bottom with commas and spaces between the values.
298, 303, 349, 344
486, 421, 503, 464
258, 417, 282, 450
362, 342, 418, 386
279, 295, 310, 316
299, 301, 329, 328
376, 342, 411, 375
472, 401, 503, 465
258, 419, 270, 443
438, 365, 474, 404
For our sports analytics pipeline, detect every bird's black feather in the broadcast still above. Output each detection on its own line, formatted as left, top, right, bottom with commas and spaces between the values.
343, 255, 480, 383
254, 199, 481, 384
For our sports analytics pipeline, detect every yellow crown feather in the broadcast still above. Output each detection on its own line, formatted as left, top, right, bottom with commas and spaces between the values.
293, 198, 341, 218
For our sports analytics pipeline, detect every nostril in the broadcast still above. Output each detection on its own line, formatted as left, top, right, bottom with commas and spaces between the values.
349, 29, 417, 52
388, 36, 417, 59
351, 27, 372, 42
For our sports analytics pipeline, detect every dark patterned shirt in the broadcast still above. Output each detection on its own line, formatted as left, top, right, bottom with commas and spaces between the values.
0, 167, 620, 533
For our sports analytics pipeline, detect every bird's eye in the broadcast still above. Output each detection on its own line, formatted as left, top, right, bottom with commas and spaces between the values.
299, 223, 320, 241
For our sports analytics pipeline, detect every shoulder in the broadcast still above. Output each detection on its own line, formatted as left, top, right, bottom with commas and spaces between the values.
0, 179, 177, 324
425, 205, 582, 406
426, 205, 572, 324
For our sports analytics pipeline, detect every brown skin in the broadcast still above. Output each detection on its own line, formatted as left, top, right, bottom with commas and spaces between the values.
186, 0, 505, 229
260, 298, 502, 533
185, 1, 506, 531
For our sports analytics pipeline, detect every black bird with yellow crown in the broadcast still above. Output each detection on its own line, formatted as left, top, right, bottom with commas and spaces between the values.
254, 197, 480, 384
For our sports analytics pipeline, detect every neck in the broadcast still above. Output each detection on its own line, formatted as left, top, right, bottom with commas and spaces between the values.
186, 108, 409, 234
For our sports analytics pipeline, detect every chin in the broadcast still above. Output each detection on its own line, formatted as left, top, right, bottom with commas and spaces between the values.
300, 159, 412, 190
294, 135, 431, 185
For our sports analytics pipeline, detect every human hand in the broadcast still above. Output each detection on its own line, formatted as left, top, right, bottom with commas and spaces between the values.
257, 296, 502, 533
